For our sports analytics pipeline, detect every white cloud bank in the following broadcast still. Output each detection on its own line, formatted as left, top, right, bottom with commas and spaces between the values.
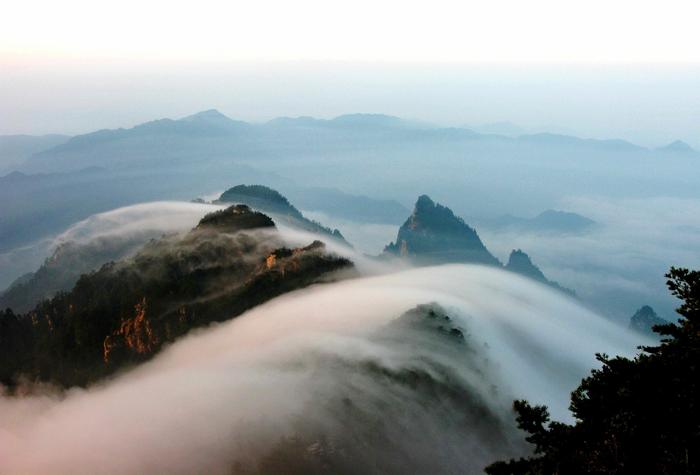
0, 265, 646, 474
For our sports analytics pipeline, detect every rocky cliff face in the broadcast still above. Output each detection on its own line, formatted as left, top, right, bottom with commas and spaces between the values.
384, 195, 500, 266
0, 205, 353, 388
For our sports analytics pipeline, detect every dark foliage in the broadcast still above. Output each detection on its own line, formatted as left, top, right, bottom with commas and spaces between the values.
486, 267, 700, 475
0, 235, 158, 314
0, 206, 351, 388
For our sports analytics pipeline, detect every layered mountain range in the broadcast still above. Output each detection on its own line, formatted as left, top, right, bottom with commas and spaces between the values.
17, 109, 696, 175
2, 187, 577, 328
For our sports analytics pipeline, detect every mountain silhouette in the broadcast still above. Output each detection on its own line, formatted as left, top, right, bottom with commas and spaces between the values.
505, 249, 575, 295
629, 305, 667, 336
384, 195, 500, 266
215, 185, 349, 246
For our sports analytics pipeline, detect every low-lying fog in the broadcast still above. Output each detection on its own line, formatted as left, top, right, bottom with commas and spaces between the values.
0, 262, 647, 474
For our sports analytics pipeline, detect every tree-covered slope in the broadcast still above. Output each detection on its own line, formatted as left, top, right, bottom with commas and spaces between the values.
486, 267, 700, 475
0, 205, 352, 388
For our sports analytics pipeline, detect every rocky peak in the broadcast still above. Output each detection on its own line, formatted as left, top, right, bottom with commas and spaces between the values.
505, 249, 574, 296
629, 305, 667, 336
384, 195, 500, 266
505, 250, 548, 282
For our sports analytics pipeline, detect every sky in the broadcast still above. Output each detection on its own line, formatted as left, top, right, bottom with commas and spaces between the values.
2, 1, 700, 145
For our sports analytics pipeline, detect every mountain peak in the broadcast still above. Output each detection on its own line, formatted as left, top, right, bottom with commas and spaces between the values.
218, 184, 294, 211
415, 194, 436, 211
658, 140, 695, 153
629, 305, 667, 336
505, 249, 575, 295
384, 195, 500, 266
181, 109, 233, 123
505, 249, 548, 281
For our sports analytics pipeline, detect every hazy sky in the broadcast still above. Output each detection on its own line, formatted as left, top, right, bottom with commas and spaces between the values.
2, 1, 700, 145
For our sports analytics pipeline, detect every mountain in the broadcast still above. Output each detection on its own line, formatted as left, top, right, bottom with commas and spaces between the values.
0, 134, 70, 172
481, 210, 596, 234
22, 109, 252, 173
215, 184, 350, 245
0, 234, 155, 314
329, 113, 409, 128
0, 205, 352, 388
656, 140, 696, 154
505, 249, 575, 296
178, 108, 248, 130
238, 301, 524, 474
518, 133, 643, 152
384, 195, 501, 266
384, 196, 575, 296
0, 162, 271, 266
629, 305, 667, 336
20, 109, 662, 176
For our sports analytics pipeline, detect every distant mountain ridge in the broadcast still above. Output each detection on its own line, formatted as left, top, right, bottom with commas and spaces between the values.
0, 134, 71, 173
17, 109, 682, 175
656, 140, 696, 154
479, 209, 596, 234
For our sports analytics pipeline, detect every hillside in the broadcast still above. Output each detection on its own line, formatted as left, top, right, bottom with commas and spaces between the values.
0, 205, 352, 388
215, 184, 349, 246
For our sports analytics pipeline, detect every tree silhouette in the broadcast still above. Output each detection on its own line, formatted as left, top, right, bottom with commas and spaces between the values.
486, 267, 700, 475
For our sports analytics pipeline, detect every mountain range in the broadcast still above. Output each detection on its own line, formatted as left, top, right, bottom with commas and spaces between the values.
1, 187, 575, 321
2, 109, 697, 261
0, 134, 70, 173
9, 110, 697, 175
